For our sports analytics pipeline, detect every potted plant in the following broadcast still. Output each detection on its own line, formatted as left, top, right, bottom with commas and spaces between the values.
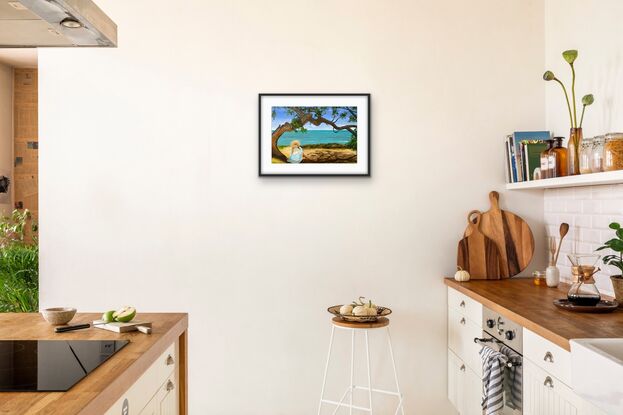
596, 222, 623, 304
543, 50, 594, 175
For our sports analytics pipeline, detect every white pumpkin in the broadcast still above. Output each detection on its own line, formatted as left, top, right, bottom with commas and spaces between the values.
339, 305, 353, 315
352, 305, 367, 316
365, 307, 377, 316
454, 266, 470, 282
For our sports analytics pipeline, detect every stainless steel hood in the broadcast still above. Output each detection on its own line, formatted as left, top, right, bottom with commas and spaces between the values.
0, 0, 117, 47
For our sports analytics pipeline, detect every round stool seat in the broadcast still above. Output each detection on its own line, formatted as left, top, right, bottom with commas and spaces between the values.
331, 316, 389, 329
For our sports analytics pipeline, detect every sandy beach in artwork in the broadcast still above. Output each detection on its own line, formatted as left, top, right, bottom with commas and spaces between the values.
275, 145, 357, 164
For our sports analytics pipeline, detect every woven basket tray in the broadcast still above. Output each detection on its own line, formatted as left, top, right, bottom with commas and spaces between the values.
327, 305, 392, 322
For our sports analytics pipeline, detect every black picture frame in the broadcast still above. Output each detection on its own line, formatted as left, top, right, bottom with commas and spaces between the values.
258, 93, 371, 177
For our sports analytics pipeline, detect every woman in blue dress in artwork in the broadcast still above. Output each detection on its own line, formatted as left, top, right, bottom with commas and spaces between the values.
287, 140, 304, 163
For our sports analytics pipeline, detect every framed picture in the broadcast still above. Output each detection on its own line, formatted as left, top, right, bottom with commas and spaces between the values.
259, 93, 370, 176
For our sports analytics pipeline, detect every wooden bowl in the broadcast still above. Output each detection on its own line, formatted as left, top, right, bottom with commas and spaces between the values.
327, 305, 392, 323
42, 307, 77, 325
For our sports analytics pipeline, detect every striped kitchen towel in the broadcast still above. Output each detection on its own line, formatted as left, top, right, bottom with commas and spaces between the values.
480, 345, 508, 415
500, 344, 522, 411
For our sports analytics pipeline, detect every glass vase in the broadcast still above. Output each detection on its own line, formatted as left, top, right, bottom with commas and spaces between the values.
567, 127, 583, 176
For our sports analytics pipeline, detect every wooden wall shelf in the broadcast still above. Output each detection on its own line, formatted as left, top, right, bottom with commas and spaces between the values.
506, 170, 623, 190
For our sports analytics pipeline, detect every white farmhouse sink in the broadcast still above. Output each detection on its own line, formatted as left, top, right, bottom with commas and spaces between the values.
570, 338, 623, 414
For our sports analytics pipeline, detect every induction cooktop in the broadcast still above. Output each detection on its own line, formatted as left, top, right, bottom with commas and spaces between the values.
0, 340, 129, 392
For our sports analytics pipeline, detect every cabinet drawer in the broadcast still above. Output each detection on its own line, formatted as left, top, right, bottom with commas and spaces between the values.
448, 287, 482, 324
448, 308, 482, 376
524, 329, 571, 386
105, 342, 177, 415
523, 359, 579, 415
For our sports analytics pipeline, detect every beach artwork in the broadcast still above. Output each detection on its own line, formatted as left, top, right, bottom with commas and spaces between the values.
259, 94, 370, 176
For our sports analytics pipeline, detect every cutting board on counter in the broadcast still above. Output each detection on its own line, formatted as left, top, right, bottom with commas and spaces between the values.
93, 320, 152, 334
465, 191, 534, 278
457, 210, 502, 279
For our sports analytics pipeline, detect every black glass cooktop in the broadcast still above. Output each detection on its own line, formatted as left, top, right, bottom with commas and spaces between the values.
0, 340, 129, 392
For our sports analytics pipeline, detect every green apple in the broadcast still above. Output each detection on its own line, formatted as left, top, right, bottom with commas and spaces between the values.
102, 310, 115, 323
113, 306, 136, 323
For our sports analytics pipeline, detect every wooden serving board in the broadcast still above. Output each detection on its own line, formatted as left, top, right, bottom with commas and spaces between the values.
465, 191, 534, 278
457, 210, 502, 279
93, 320, 152, 334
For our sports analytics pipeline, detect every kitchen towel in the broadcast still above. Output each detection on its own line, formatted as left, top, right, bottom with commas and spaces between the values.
480, 345, 508, 415
500, 344, 523, 411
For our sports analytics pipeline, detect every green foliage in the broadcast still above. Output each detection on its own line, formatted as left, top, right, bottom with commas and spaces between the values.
0, 209, 37, 247
0, 210, 38, 312
596, 222, 623, 275
563, 50, 578, 64
0, 243, 38, 312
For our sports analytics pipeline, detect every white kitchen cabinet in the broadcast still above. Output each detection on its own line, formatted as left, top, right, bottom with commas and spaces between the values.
140, 376, 177, 415
105, 341, 178, 415
523, 358, 580, 415
447, 287, 483, 414
448, 349, 483, 415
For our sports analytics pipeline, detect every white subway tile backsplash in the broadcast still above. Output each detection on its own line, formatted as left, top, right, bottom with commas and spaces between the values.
581, 200, 602, 214
543, 184, 623, 296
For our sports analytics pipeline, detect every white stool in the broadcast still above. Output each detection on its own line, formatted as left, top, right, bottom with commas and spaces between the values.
317, 317, 405, 414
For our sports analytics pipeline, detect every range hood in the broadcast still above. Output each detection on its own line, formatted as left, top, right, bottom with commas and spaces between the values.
0, 0, 117, 47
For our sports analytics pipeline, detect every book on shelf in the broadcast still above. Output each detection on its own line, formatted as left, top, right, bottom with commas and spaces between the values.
505, 131, 551, 183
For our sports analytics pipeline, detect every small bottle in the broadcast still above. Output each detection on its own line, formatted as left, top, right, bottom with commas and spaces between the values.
540, 139, 555, 179
550, 137, 568, 178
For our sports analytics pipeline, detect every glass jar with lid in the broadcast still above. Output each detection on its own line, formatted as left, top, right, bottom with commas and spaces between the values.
604, 133, 623, 171
579, 137, 593, 174
591, 135, 605, 173
540, 139, 555, 179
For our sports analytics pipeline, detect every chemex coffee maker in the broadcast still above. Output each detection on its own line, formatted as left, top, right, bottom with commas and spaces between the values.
567, 253, 602, 306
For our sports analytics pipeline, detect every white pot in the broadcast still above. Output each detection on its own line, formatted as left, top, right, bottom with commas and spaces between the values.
546, 266, 560, 287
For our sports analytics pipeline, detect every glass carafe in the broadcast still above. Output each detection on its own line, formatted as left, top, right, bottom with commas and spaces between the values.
567, 254, 601, 306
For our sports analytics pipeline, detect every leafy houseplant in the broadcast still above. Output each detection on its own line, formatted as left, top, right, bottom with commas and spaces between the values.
596, 222, 623, 305
0, 209, 38, 312
543, 50, 594, 175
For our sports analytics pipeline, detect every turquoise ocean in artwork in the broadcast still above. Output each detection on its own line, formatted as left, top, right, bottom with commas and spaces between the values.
276, 130, 353, 146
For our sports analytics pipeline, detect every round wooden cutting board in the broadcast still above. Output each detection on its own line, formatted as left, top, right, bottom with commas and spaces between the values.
465, 191, 534, 278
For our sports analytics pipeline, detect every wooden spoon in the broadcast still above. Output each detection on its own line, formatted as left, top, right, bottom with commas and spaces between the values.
554, 223, 570, 265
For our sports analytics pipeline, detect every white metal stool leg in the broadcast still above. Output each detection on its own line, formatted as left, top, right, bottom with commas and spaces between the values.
349, 328, 355, 415
386, 327, 405, 415
319, 322, 404, 415
318, 325, 336, 415
364, 329, 373, 415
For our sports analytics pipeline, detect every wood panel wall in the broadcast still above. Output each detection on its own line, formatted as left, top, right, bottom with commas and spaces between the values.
13, 68, 38, 221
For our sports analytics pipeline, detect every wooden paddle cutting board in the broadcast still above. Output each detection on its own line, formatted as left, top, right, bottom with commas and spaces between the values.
465, 191, 534, 278
457, 210, 502, 279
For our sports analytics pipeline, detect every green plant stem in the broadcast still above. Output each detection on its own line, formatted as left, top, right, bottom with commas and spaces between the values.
579, 104, 586, 128
555, 78, 574, 128
571, 64, 577, 128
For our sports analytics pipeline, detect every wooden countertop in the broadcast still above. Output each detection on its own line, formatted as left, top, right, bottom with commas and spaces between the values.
0, 312, 188, 415
445, 278, 623, 351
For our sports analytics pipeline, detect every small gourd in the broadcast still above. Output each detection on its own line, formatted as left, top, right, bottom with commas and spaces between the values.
352, 305, 367, 316
454, 266, 470, 282
339, 304, 353, 315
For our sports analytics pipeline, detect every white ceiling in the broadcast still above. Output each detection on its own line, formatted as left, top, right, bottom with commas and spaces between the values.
0, 48, 37, 67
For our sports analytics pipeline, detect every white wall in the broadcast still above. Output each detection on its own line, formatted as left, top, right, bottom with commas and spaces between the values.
39, 1, 546, 413
0, 63, 11, 213
543, 0, 623, 298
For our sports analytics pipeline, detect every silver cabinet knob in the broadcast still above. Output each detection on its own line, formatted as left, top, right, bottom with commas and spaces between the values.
166, 380, 175, 391
166, 354, 175, 366
460, 317, 466, 325
459, 364, 466, 372
459, 300, 466, 308
543, 352, 554, 363
544, 376, 554, 388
